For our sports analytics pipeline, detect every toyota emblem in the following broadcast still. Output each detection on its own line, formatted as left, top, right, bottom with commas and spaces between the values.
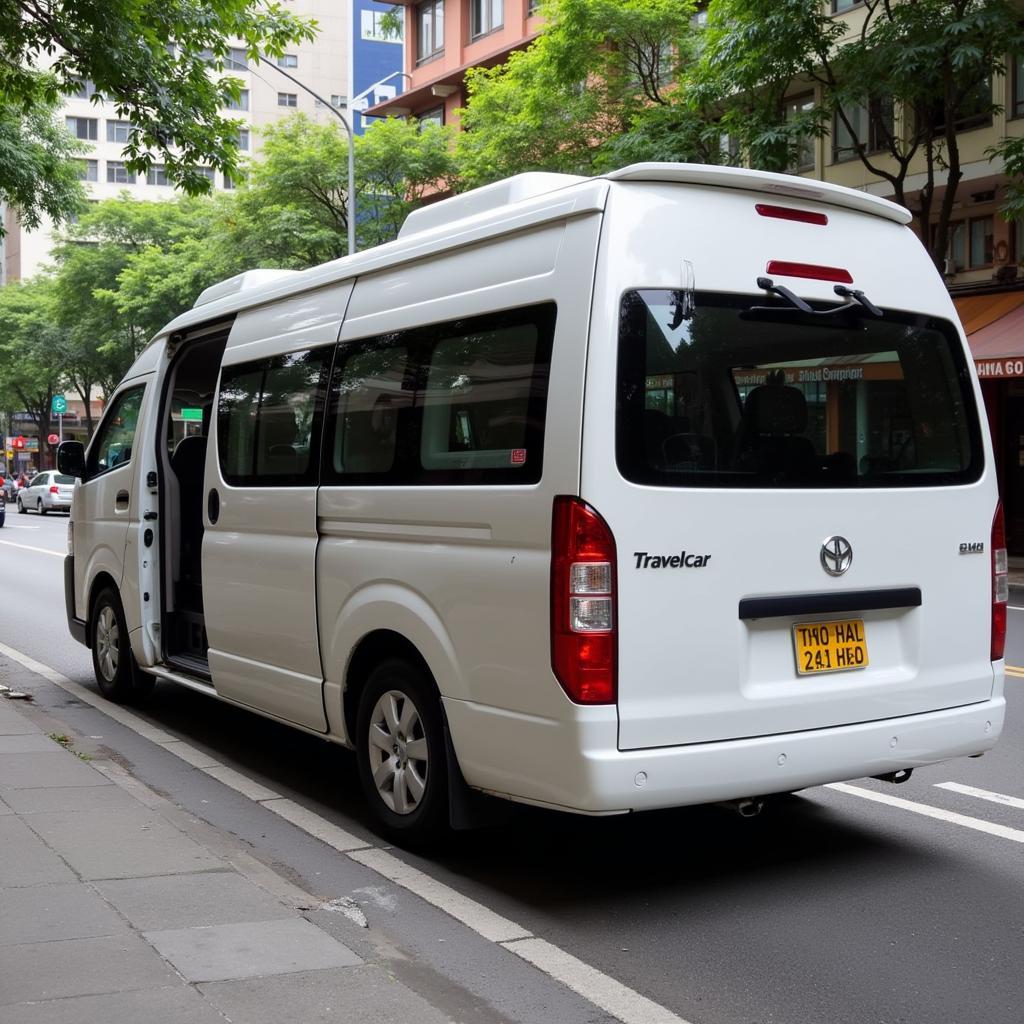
821, 536, 853, 576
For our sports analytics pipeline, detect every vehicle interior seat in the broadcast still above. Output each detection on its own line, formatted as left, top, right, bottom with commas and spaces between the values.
733, 383, 816, 477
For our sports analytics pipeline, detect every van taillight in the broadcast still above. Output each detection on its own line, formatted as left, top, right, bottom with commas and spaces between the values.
992, 501, 1008, 661
551, 497, 617, 704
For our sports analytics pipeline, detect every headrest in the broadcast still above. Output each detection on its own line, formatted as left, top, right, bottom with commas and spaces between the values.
743, 384, 807, 435
260, 408, 298, 447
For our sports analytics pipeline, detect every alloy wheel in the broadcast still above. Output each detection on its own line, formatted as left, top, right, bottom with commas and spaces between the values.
95, 605, 120, 683
366, 689, 429, 815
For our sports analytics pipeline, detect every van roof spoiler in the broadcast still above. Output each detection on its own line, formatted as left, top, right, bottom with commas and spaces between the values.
192, 268, 302, 309
398, 162, 911, 240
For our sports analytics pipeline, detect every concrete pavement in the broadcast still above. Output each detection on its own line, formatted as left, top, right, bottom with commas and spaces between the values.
0, 682, 452, 1024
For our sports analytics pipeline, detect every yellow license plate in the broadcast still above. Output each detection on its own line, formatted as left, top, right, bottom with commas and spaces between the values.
793, 618, 868, 675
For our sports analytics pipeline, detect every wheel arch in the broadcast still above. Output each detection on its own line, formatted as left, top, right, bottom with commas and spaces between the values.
84, 571, 120, 648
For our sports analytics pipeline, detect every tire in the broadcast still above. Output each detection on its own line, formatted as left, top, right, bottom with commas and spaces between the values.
38, 499, 46, 516
90, 588, 136, 702
17, 497, 26, 514
356, 658, 449, 844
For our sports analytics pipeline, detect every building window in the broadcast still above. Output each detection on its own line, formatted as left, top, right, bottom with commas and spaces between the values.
65, 116, 98, 141
106, 120, 132, 144
146, 165, 170, 186
69, 77, 98, 100
471, 0, 503, 39
225, 89, 250, 111
417, 0, 444, 62
237, 128, 250, 151
924, 79, 992, 136
362, 9, 403, 41
832, 0, 860, 11
943, 217, 993, 270
106, 161, 136, 184
278, 92, 298, 107
784, 93, 816, 172
76, 159, 99, 182
228, 47, 248, 70
832, 97, 893, 163
277, 54, 298, 68
224, 174, 236, 191
198, 167, 215, 182
419, 106, 444, 129
331, 94, 347, 108
528, 0, 541, 14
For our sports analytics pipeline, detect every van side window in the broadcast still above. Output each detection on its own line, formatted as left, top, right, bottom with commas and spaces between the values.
323, 303, 555, 486
217, 348, 331, 487
87, 385, 145, 478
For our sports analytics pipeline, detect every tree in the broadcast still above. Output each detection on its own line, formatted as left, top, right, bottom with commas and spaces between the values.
0, 279, 65, 470
457, 0, 707, 188
0, 0, 315, 230
698, 0, 1024, 269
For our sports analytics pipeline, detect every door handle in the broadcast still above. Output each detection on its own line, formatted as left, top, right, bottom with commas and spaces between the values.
115, 490, 130, 510
207, 488, 220, 525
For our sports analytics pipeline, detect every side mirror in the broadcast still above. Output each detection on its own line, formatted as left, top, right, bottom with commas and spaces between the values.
57, 441, 86, 479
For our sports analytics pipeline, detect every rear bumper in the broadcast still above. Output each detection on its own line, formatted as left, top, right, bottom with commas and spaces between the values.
444, 696, 1006, 814
64, 555, 87, 646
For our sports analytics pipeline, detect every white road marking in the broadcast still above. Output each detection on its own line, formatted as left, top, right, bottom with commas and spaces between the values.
504, 938, 691, 1024
827, 782, 1024, 844
349, 846, 532, 943
935, 781, 1024, 811
0, 538, 63, 557
2, 523, 41, 530
0, 638, 689, 1024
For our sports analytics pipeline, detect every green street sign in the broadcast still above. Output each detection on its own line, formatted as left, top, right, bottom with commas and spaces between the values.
181, 408, 203, 422
51, 395, 68, 415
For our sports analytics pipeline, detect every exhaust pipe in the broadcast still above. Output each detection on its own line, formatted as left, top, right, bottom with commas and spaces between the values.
873, 768, 913, 784
717, 797, 765, 818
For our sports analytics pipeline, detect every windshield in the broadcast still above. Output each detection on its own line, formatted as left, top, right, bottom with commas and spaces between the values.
617, 289, 982, 488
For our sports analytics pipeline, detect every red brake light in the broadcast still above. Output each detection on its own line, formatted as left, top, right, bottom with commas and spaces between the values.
551, 497, 617, 704
49, 485, 59, 494
992, 501, 1007, 661
765, 260, 853, 284
756, 204, 828, 226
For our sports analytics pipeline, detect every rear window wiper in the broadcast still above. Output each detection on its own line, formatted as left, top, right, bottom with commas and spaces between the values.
747, 277, 883, 321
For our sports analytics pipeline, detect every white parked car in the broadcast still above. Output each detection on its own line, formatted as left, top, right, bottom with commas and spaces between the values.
59, 162, 1006, 843
18, 471, 77, 515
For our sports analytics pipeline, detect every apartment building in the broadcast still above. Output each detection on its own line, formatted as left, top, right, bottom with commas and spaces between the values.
0, 0, 351, 284
365, 0, 543, 126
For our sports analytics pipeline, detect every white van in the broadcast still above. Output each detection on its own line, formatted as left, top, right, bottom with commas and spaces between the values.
60, 163, 1006, 841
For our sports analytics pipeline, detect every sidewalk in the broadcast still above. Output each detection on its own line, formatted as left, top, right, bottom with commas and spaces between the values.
0, 693, 452, 1024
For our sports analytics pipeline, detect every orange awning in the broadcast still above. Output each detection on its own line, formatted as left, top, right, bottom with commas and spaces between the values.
953, 292, 1024, 378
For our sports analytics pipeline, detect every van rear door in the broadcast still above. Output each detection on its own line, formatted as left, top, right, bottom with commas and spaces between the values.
589, 287, 993, 751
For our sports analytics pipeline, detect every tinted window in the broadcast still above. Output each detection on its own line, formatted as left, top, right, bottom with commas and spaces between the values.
217, 349, 331, 487
55, 474, 76, 485
324, 304, 555, 486
88, 386, 145, 478
617, 290, 981, 488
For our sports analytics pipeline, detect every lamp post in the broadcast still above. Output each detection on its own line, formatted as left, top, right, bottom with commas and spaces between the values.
350, 70, 413, 123
224, 55, 357, 255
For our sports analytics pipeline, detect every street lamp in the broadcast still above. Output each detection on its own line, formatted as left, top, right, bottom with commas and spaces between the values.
351, 70, 413, 123
224, 55, 357, 255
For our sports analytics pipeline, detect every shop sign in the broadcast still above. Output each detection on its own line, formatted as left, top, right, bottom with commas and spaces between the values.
975, 358, 1024, 379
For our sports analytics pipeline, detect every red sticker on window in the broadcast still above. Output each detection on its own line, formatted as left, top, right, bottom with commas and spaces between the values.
511, 449, 527, 465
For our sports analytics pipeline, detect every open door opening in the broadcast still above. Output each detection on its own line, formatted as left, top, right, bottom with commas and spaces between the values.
160, 333, 227, 673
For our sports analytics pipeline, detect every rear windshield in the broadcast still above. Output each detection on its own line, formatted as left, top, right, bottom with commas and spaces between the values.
617, 289, 982, 488
54, 475, 76, 485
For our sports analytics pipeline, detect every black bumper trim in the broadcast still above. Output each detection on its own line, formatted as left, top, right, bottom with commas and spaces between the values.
65, 555, 88, 646
739, 587, 922, 620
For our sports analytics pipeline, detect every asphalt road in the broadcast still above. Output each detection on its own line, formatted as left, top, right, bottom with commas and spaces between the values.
2, 510, 1022, 1024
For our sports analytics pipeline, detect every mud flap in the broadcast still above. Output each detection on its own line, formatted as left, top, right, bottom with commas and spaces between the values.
444, 720, 514, 830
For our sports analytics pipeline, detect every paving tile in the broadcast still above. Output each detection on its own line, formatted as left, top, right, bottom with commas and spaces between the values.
96, 871, 295, 931
0, 815, 75, 888
145, 918, 362, 983
200, 964, 453, 1024
0, 782, 131, 815
0, 734, 62, 754
2, 986, 226, 1024
24, 806, 224, 880
0, 882, 128, 946
0, 750, 102, 789
0, 706, 41, 736
0, 934, 178, 1005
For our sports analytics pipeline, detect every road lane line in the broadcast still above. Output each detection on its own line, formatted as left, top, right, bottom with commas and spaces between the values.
935, 781, 1024, 811
0, 538, 63, 557
827, 782, 1024, 843
503, 938, 692, 1024
0, 638, 689, 1024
